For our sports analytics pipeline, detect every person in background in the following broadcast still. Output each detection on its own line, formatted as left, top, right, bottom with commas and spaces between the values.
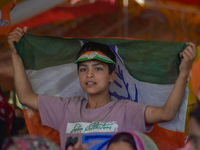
0, 88, 17, 149
67, 131, 158, 150
0, 88, 28, 149
178, 60, 200, 150
2, 134, 62, 150
197, 89, 200, 101
106, 131, 158, 150
186, 101, 200, 150
191, 59, 200, 102
14, 106, 28, 135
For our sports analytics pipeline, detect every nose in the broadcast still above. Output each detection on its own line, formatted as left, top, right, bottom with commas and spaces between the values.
86, 68, 94, 78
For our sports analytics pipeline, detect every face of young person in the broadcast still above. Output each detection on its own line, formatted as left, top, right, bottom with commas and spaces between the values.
107, 141, 135, 150
188, 117, 200, 150
78, 60, 115, 95
197, 89, 200, 101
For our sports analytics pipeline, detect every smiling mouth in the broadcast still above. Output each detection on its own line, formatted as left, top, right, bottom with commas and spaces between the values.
86, 82, 96, 85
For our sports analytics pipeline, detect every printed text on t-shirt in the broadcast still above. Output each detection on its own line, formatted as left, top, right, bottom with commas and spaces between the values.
66, 121, 118, 133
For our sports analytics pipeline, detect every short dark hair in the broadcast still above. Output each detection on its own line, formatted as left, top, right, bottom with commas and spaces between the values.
76, 42, 116, 74
189, 101, 200, 126
106, 132, 137, 150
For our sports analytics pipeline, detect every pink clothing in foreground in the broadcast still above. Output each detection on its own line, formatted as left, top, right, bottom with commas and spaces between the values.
38, 95, 152, 150
177, 142, 191, 150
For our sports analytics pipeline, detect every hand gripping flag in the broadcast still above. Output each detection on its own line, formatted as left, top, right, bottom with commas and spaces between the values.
0, 1, 15, 36
15, 34, 188, 150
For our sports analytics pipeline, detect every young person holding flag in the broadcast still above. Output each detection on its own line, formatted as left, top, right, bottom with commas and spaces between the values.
7, 27, 196, 150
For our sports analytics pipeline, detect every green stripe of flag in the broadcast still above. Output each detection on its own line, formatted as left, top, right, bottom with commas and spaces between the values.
15, 34, 187, 84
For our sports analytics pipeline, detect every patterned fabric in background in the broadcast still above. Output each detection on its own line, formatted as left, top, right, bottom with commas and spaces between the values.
2, 135, 62, 150
0, 93, 14, 136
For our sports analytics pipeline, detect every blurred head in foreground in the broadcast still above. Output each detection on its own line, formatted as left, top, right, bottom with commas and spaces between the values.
106, 131, 158, 150
2, 135, 61, 150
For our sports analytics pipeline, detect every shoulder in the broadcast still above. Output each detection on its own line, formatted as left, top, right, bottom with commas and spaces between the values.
38, 95, 87, 104
114, 99, 139, 105
38, 95, 88, 112
67, 96, 87, 103
110, 100, 133, 108
114, 100, 147, 110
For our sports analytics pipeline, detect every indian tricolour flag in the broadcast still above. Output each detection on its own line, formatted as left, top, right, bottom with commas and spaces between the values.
15, 34, 188, 150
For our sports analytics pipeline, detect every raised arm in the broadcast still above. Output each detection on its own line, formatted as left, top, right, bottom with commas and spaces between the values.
145, 42, 196, 124
8, 27, 38, 110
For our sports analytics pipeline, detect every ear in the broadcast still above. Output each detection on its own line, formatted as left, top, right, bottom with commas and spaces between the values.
197, 88, 200, 102
109, 70, 116, 83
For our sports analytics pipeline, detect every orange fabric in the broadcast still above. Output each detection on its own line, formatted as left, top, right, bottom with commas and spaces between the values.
80, 51, 108, 58
0, 1, 15, 36
23, 108, 185, 150
11, 1, 118, 30
22, 109, 60, 147
185, 76, 197, 135
184, 46, 200, 135
146, 124, 185, 150
191, 59, 200, 97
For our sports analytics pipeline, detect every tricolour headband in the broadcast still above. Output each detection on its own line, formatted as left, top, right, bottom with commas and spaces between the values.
75, 51, 115, 64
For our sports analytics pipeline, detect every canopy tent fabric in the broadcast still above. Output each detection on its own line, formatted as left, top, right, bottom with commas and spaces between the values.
0, 1, 15, 36
1, 0, 200, 29
10, 0, 119, 30
2, 0, 199, 45
163, 0, 200, 6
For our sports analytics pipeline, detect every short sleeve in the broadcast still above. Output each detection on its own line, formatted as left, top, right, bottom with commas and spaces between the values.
38, 95, 70, 130
125, 101, 153, 132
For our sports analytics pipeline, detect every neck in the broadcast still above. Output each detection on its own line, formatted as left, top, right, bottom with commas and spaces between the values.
87, 93, 112, 109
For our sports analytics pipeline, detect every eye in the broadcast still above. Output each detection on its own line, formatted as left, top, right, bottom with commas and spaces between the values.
95, 68, 102, 71
79, 68, 86, 72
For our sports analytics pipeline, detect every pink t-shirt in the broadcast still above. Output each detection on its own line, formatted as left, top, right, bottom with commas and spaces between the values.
38, 95, 152, 150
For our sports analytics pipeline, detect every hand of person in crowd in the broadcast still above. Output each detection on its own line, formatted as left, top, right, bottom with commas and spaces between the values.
179, 42, 196, 77
7, 26, 28, 54
67, 142, 87, 150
